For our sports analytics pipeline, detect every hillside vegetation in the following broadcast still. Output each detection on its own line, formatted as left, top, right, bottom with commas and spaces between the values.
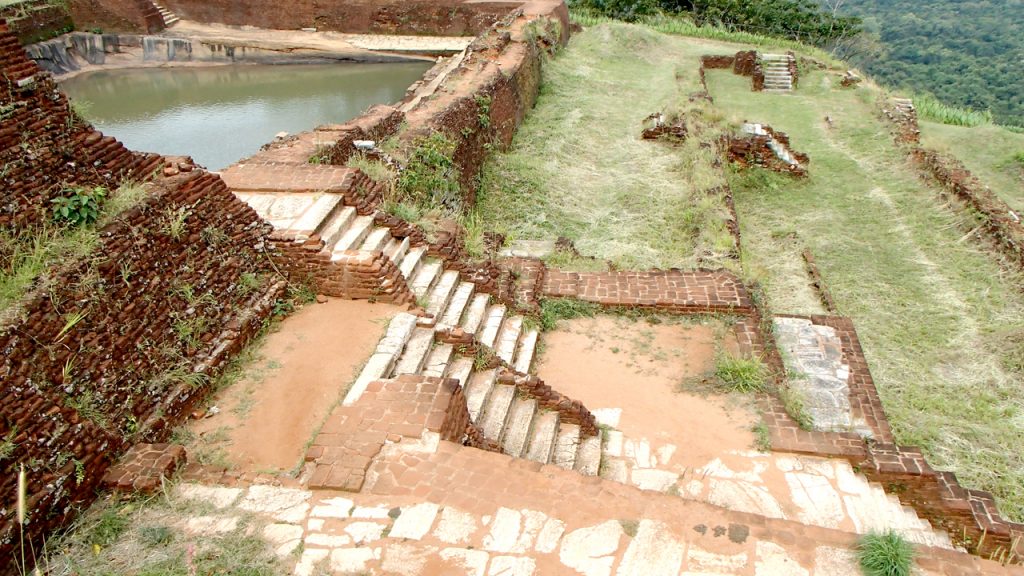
834, 0, 1024, 127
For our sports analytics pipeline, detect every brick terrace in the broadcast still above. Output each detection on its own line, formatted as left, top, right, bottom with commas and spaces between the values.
542, 270, 753, 314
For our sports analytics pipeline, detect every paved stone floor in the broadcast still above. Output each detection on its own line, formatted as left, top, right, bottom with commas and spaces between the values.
174, 440, 1017, 575
773, 317, 871, 434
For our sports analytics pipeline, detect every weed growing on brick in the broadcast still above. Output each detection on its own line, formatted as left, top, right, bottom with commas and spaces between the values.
857, 530, 915, 576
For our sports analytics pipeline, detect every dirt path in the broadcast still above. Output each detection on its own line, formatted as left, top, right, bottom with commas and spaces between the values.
536, 316, 756, 469
190, 298, 400, 473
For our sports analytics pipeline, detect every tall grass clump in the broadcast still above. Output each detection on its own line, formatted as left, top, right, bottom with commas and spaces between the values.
914, 93, 993, 127
714, 354, 768, 392
857, 531, 915, 576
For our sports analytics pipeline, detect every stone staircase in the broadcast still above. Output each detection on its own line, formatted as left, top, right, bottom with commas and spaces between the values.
742, 122, 801, 167
151, 1, 180, 28
337, 248, 606, 478
761, 53, 795, 92
590, 424, 955, 549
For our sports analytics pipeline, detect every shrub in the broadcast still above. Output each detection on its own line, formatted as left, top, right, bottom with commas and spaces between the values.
857, 531, 915, 576
714, 354, 768, 392
396, 133, 462, 211
51, 186, 106, 226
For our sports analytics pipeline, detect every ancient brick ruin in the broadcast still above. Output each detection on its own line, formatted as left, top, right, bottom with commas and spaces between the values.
3, 0, 1024, 572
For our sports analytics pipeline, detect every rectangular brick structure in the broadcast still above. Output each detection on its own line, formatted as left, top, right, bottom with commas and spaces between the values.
543, 269, 753, 314
305, 375, 488, 492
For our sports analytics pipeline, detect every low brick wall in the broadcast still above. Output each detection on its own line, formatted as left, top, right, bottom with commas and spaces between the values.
912, 148, 1024, 270
755, 314, 1024, 559
306, 375, 499, 492
542, 269, 753, 314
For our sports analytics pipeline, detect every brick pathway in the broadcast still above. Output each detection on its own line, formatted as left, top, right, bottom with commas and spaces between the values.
542, 270, 753, 314
221, 163, 358, 194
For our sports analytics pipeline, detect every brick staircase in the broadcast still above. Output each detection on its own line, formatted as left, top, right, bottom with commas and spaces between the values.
150, 1, 180, 27
340, 273, 608, 476
761, 53, 795, 92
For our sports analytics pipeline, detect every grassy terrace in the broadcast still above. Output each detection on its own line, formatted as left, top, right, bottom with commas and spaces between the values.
918, 121, 1024, 213
705, 69, 1024, 520
476, 24, 735, 270
475, 19, 1024, 519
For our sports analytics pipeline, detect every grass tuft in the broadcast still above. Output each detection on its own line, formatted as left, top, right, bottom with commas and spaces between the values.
539, 298, 601, 331
857, 531, 915, 576
713, 354, 768, 393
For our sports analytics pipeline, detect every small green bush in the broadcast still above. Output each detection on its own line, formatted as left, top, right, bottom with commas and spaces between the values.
857, 531, 915, 576
714, 354, 768, 392
1012, 151, 1024, 166
396, 132, 462, 211
51, 186, 106, 226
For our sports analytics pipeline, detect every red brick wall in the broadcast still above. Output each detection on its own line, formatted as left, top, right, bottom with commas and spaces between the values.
0, 23, 279, 572
0, 20, 162, 227
67, 0, 164, 34
0, 1, 73, 44
160, 0, 519, 35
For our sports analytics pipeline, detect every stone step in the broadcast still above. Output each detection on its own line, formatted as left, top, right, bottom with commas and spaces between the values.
384, 236, 410, 264
524, 410, 559, 464
599, 456, 629, 484
410, 259, 442, 299
461, 293, 491, 336
437, 281, 475, 330
479, 384, 516, 441
552, 423, 581, 470
316, 205, 357, 248
603, 429, 625, 457
513, 328, 539, 374
495, 316, 523, 364
164, 16, 179, 25
574, 434, 602, 476
465, 369, 497, 421
398, 245, 427, 282
478, 304, 507, 348
500, 396, 537, 457
392, 327, 435, 376
447, 357, 474, 388
419, 270, 460, 327
343, 313, 418, 405
330, 214, 374, 255
359, 227, 391, 252
421, 344, 454, 378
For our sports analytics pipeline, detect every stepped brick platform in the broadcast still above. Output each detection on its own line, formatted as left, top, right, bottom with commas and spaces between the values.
542, 269, 753, 314
306, 375, 481, 492
221, 163, 358, 194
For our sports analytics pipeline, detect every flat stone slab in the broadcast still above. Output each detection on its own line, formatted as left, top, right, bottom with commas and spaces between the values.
773, 317, 862, 433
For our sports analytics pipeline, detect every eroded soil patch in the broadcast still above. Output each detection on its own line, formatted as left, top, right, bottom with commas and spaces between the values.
536, 315, 756, 469
187, 298, 401, 473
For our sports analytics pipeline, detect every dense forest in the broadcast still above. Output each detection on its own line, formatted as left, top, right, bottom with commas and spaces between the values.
832, 0, 1024, 126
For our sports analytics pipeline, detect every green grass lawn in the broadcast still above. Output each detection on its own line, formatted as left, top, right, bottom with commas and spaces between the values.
475, 23, 737, 270
918, 121, 1024, 213
706, 69, 1024, 521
